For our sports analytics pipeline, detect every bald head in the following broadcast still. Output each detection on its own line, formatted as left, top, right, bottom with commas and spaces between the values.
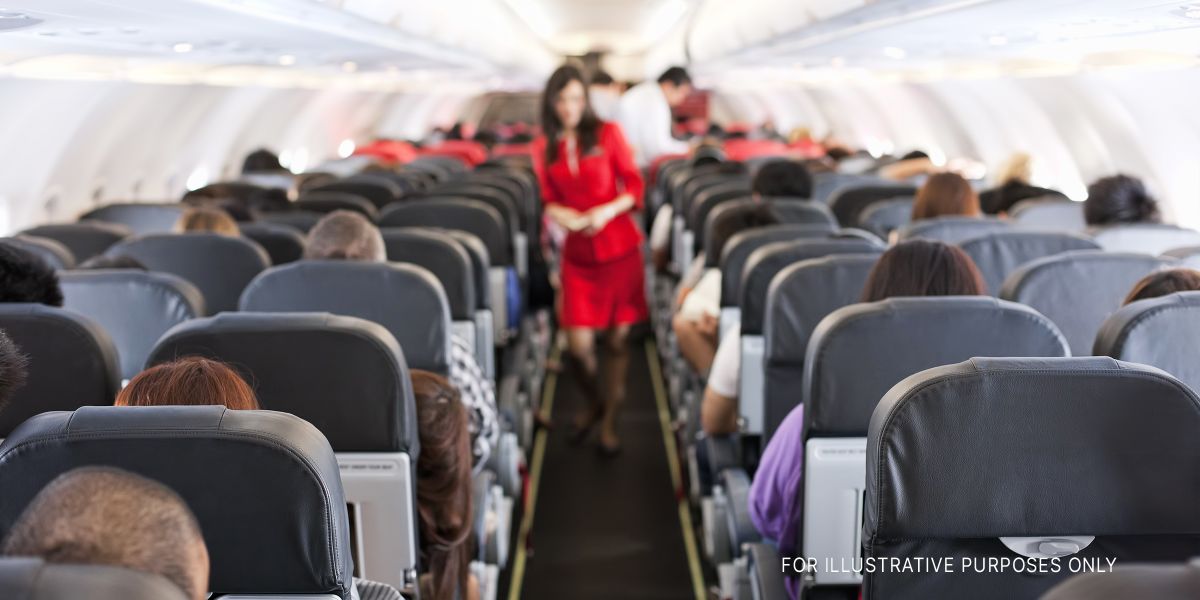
304, 210, 386, 262
2, 466, 209, 600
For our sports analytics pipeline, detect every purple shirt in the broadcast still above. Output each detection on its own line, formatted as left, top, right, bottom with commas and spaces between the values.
749, 404, 806, 599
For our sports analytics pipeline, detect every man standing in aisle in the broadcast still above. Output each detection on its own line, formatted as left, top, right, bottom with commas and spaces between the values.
615, 66, 694, 167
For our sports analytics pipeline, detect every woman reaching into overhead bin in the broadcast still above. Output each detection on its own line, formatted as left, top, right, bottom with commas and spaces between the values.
532, 64, 648, 456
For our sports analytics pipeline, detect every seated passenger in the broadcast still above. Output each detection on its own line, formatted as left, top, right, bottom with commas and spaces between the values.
672, 204, 780, 375
305, 210, 499, 470
911, 171, 981, 221
0, 243, 63, 306
0, 330, 29, 415
752, 159, 814, 199
77, 254, 149, 270
411, 370, 481, 600
1124, 268, 1200, 304
1084, 174, 1161, 226
978, 152, 1064, 215
2, 466, 210, 600
116, 356, 259, 410
746, 240, 985, 597
175, 206, 240, 236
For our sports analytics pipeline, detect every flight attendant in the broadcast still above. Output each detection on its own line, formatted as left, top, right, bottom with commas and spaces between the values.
532, 65, 647, 456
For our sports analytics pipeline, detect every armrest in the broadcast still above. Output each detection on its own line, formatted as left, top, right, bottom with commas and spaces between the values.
747, 543, 789, 600
703, 434, 743, 481
720, 468, 762, 549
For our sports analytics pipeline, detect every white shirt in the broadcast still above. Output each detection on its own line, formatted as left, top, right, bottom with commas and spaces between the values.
708, 325, 741, 398
589, 86, 621, 121
615, 81, 690, 167
679, 268, 721, 323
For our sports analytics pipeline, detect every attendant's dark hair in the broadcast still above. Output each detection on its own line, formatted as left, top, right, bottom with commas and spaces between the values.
657, 66, 692, 87
540, 65, 601, 164
1124, 268, 1200, 304
1084, 174, 1161, 225
0, 243, 63, 306
861, 239, 986, 301
411, 370, 473, 600
753, 160, 813, 199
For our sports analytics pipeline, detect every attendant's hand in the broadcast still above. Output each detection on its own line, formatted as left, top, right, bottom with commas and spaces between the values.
583, 203, 618, 236
548, 205, 590, 232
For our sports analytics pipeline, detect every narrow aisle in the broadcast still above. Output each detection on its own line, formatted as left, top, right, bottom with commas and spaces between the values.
517, 335, 701, 600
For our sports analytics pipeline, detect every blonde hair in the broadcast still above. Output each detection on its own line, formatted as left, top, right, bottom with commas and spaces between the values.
996, 152, 1033, 186
175, 207, 239, 237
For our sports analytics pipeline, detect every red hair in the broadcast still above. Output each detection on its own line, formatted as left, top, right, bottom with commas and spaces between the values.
116, 356, 258, 410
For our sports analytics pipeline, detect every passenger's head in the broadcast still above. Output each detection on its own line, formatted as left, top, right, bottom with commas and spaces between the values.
710, 204, 781, 261
752, 160, 813, 199
656, 66, 694, 107
1084, 174, 1161, 226
77, 254, 148, 270
2, 466, 209, 600
304, 210, 386, 262
0, 330, 29, 416
997, 152, 1033, 185
1123, 268, 1200, 305
860, 239, 986, 301
116, 356, 259, 410
174, 207, 239, 237
410, 370, 473, 600
590, 69, 616, 89
242, 148, 283, 174
911, 172, 981, 220
0, 244, 63, 306
540, 64, 601, 163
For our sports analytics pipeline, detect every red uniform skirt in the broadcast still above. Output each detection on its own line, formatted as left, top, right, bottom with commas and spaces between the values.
559, 247, 648, 329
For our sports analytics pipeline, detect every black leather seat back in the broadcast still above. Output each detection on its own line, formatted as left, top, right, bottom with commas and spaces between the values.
311, 175, 404, 209
238, 222, 306, 265
106, 234, 270, 313
703, 199, 840, 266
864, 357, 1200, 599
898, 216, 1011, 244
688, 180, 751, 232
148, 312, 416, 453
812, 173, 888, 204
0, 304, 120, 437
382, 229, 474, 320
999, 251, 1168, 355
827, 184, 917, 226
443, 230, 491, 311
0, 237, 74, 270
294, 191, 379, 221
960, 231, 1100, 295
0, 558, 188, 600
379, 199, 511, 265
239, 261, 451, 372
80, 203, 184, 236
796, 297, 1068, 440
19, 222, 131, 262
437, 182, 525, 235
0, 406, 355, 598
682, 173, 751, 223
60, 270, 205, 380
258, 210, 324, 234
768, 199, 839, 231
1094, 291, 1200, 391
716, 224, 837, 302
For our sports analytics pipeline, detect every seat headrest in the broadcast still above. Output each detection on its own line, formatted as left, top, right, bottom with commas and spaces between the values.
0, 304, 120, 437
827, 184, 918, 226
715, 224, 837, 298
1, 237, 75, 270
149, 312, 416, 453
379, 199, 511, 265
19, 222, 132, 262
1090, 223, 1200, 255
864, 358, 1200, 598
763, 253, 879, 362
237, 222, 306, 265
60, 270, 205, 380
310, 176, 403, 209
1094, 291, 1200, 391
800, 297, 1068, 438
106, 233, 270, 313
960, 230, 1100, 295
258, 211, 324, 234
0, 557, 189, 600
768, 198, 838, 230
1008, 197, 1086, 231
294, 191, 380, 220
382, 229, 475, 320
0, 406, 354, 598
442, 230, 492, 310
79, 203, 184, 236
240, 260, 451, 373
999, 250, 1167, 354
898, 215, 1011, 244
856, 196, 913, 238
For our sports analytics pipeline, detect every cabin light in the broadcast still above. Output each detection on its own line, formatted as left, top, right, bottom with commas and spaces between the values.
882, 46, 907, 59
341, 61, 357, 73
278, 54, 296, 66
185, 166, 210, 192
988, 35, 1008, 46
337, 139, 356, 159
289, 148, 309, 174
173, 42, 193, 53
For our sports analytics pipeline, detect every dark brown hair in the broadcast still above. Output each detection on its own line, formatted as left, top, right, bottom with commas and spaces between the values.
116, 357, 258, 410
411, 370, 473, 600
912, 172, 980, 220
1124, 268, 1200, 304
540, 64, 601, 164
861, 239, 986, 302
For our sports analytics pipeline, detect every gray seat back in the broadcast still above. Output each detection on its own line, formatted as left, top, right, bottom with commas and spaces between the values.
1094, 291, 1200, 392
443, 230, 492, 311
379, 199, 511, 266
717, 225, 836, 304
827, 184, 917, 226
60, 270, 205, 380
294, 191, 379, 221
1162, 245, 1200, 269
259, 210, 324, 233
0, 304, 120, 437
797, 297, 1068, 440
898, 216, 1011, 244
239, 260, 451, 373
80, 203, 184, 235
311, 175, 404, 209
0, 558, 188, 600
856, 196, 913, 238
812, 173, 890, 204
1090, 223, 1200, 255
704, 200, 838, 268
105, 234, 270, 313
0, 237, 74, 270
1008, 197, 1086, 231
864, 357, 1200, 599
999, 250, 1168, 355
19, 222, 131, 262
238, 222, 306, 265
0, 406, 355, 598
382, 229, 475, 321
960, 231, 1100, 296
